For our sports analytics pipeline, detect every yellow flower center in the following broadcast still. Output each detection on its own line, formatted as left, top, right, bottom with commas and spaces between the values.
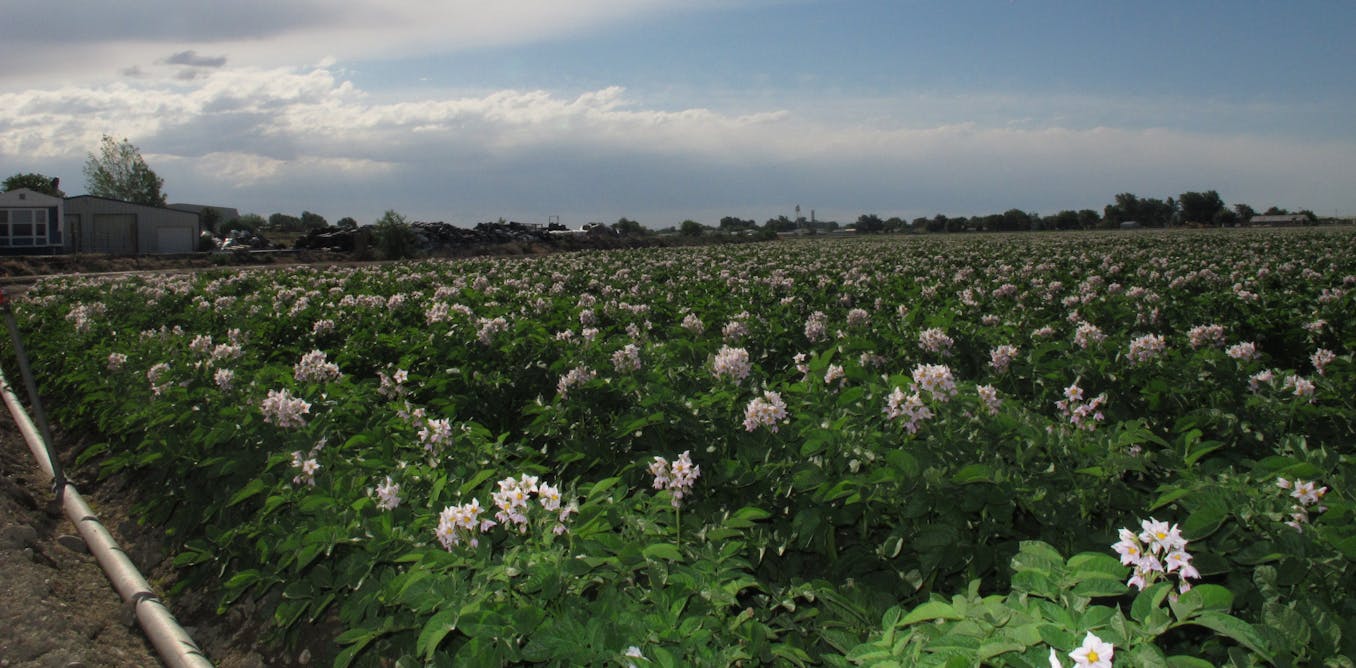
1087, 650, 1100, 662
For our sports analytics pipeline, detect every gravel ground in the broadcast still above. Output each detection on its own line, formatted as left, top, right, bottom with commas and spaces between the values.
0, 410, 286, 667
0, 417, 163, 667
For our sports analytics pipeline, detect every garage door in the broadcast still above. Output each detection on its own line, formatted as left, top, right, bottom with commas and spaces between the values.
155, 225, 194, 254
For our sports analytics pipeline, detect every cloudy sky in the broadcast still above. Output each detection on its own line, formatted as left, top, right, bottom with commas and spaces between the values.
2, 1, 1353, 227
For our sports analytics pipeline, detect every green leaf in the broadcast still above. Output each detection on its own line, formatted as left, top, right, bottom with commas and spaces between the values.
642, 543, 683, 562
886, 449, 919, 478
1183, 498, 1228, 539
1131, 583, 1173, 623
1071, 578, 1129, 598
977, 641, 1025, 660
1179, 584, 1233, 614
1184, 440, 1224, 466
898, 601, 962, 627
724, 506, 771, 528
1166, 656, 1216, 668
1067, 552, 1126, 579
586, 476, 621, 500
1333, 535, 1356, 560
1078, 605, 1115, 632
1012, 541, 1065, 573
1012, 570, 1055, 598
951, 463, 993, 484
1126, 643, 1170, 668
1262, 602, 1310, 655
333, 635, 375, 668
227, 478, 268, 508
1148, 486, 1193, 512
800, 430, 832, 458
458, 469, 496, 496
770, 644, 814, 665
1180, 611, 1273, 660
223, 568, 263, 590
1231, 541, 1285, 565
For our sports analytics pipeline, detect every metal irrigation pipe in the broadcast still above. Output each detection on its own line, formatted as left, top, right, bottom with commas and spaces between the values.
0, 327, 213, 668
0, 285, 64, 502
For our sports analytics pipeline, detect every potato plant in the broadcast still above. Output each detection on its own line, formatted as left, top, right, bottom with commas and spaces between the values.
7, 228, 1354, 666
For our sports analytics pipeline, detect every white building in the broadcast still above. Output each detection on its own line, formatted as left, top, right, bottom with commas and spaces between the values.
0, 188, 65, 255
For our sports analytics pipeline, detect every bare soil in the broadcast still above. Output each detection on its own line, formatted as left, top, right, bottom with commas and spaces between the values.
0, 416, 163, 667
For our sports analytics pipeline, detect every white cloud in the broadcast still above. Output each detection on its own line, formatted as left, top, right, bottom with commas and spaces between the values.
2, 63, 1351, 224
161, 151, 396, 187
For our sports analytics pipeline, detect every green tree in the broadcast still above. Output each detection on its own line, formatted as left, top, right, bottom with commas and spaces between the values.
221, 213, 263, 236
336, 217, 359, 230
1178, 190, 1225, 226
373, 210, 418, 259
719, 216, 756, 232
268, 213, 303, 231
999, 209, 1033, 231
4, 172, 65, 196
1233, 203, 1257, 223
679, 220, 704, 237
612, 217, 645, 236
1051, 210, 1079, 230
200, 207, 221, 234
1103, 192, 1140, 226
855, 214, 885, 233
1140, 197, 1176, 227
301, 211, 328, 231
83, 135, 166, 206
763, 216, 795, 233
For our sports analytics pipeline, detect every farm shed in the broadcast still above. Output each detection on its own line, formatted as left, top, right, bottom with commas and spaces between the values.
1249, 214, 1308, 226
169, 203, 239, 231
64, 196, 201, 255
0, 188, 65, 255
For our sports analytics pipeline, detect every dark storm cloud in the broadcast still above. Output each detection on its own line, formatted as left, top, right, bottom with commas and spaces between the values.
166, 51, 227, 68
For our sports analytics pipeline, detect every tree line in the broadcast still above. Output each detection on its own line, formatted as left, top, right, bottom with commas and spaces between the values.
3, 135, 1326, 239
837, 190, 1318, 235
610, 189, 1322, 239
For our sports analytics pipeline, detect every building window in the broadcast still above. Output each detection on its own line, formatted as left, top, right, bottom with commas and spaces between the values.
0, 209, 50, 247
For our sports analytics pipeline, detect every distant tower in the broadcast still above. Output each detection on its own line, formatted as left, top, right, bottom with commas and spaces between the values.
811, 209, 815, 224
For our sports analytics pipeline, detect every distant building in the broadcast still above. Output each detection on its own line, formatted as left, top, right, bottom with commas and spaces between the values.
0, 188, 65, 255
1119, 221, 1141, 230
1249, 214, 1308, 226
65, 195, 201, 254
170, 203, 239, 229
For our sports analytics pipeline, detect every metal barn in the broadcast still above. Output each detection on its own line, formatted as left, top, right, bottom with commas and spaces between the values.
63, 196, 201, 255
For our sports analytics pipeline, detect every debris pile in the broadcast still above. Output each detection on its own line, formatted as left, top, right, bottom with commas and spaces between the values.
292, 221, 605, 253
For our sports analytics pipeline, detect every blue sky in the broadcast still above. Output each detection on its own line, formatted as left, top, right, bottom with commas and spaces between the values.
1, 1, 1353, 227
